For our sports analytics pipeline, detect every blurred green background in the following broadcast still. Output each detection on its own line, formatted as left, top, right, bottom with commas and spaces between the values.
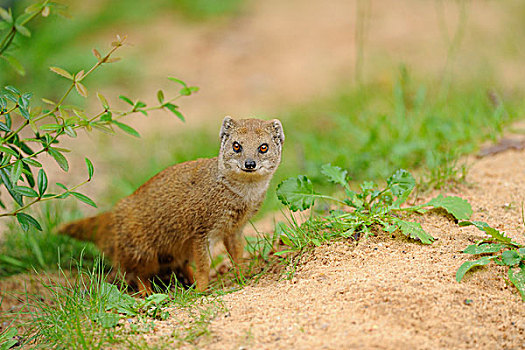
1, 0, 525, 275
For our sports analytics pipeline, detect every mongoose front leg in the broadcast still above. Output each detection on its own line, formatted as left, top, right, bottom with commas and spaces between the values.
224, 230, 244, 279
224, 230, 244, 265
192, 238, 210, 292
137, 278, 153, 297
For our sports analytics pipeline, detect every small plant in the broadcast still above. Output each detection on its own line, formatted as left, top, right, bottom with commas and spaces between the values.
275, 165, 472, 252
456, 221, 525, 301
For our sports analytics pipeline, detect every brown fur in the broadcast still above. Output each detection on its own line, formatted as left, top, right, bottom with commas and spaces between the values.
59, 117, 284, 295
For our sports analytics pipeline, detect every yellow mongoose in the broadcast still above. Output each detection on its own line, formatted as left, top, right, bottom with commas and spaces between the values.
59, 117, 284, 295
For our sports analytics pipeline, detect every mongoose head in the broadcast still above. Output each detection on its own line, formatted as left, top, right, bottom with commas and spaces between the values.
218, 116, 285, 182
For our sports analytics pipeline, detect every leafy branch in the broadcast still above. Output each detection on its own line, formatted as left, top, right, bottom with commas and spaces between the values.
0, 28, 198, 231
275, 165, 472, 253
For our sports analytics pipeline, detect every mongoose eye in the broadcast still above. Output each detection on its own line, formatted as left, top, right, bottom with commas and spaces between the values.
258, 143, 269, 154
232, 141, 242, 153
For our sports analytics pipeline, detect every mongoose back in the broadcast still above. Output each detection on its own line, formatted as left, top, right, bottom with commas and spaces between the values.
59, 117, 284, 295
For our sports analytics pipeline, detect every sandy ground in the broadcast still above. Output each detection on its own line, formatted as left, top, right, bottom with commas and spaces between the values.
134, 143, 525, 350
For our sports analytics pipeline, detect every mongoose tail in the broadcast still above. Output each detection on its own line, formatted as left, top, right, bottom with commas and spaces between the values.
58, 212, 112, 246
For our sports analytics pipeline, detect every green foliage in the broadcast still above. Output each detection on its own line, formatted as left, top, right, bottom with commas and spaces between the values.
456, 221, 525, 300
0, 327, 18, 350
276, 165, 472, 251
282, 69, 521, 186
0, 1, 198, 231
0, 202, 101, 277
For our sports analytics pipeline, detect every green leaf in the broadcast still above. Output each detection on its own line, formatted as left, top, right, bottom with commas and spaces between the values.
112, 120, 140, 137
320, 163, 349, 188
14, 185, 39, 197
4, 86, 20, 95
56, 182, 68, 191
2, 55, 26, 76
164, 103, 185, 121
119, 95, 134, 105
40, 123, 62, 131
134, 101, 146, 108
276, 175, 315, 212
16, 213, 42, 232
97, 93, 109, 108
425, 195, 472, 221
49, 66, 73, 80
462, 243, 504, 255
93, 312, 121, 329
501, 250, 522, 266
157, 90, 164, 103
10, 160, 23, 184
508, 263, 525, 301
167, 77, 187, 87
179, 87, 192, 96
0, 254, 26, 269
459, 221, 512, 243
0, 168, 23, 206
394, 219, 435, 244
456, 256, 492, 282
64, 125, 77, 138
75, 82, 88, 98
387, 169, 415, 205
14, 23, 31, 37
85, 158, 94, 179
0, 121, 10, 132
0, 146, 18, 157
37, 169, 47, 196
71, 192, 97, 208
22, 158, 42, 168
145, 293, 168, 305
48, 148, 69, 171
0, 327, 18, 349
0, 7, 13, 22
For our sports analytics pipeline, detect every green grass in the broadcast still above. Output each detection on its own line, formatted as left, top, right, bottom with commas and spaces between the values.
0, 201, 102, 278
0, 254, 229, 348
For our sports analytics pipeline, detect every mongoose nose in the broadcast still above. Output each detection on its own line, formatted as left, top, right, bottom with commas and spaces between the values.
244, 159, 256, 170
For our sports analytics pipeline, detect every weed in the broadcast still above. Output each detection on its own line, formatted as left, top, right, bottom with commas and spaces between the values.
275, 165, 472, 252
456, 221, 525, 301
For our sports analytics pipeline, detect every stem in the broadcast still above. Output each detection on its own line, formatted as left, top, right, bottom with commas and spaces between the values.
1, 119, 29, 145
33, 41, 123, 123
0, 2, 46, 55
0, 28, 16, 56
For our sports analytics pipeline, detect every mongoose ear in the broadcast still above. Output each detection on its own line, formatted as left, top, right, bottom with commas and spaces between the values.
268, 119, 285, 145
220, 116, 235, 140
